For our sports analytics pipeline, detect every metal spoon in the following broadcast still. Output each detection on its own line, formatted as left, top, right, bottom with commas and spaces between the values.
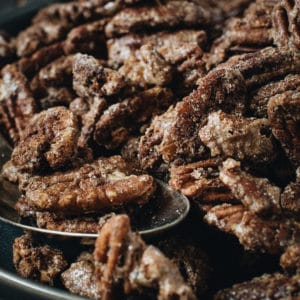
0, 135, 190, 238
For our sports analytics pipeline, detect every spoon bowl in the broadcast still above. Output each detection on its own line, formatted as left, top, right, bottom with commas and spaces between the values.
0, 135, 190, 238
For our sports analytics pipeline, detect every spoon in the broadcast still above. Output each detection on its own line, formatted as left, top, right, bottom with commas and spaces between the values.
0, 134, 190, 238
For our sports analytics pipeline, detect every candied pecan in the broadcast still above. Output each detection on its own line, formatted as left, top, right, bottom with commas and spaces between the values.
169, 158, 237, 205
139, 67, 246, 169
218, 47, 300, 89
119, 44, 174, 87
63, 19, 108, 55
17, 43, 64, 78
13, 233, 67, 285
0, 64, 37, 144
157, 235, 211, 297
38, 87, 74, 110
199, 111, 277, 163
19, 156, 155, 214
16, 0, 124, 57
249, 74, 300, 118
280, 243, 300, 273
105, 1, 211, 38
219, 159, 281, 215
107, 29, 207, 66
204, 204, 300, 254
11, 107, 81, 173
121, 136, 141, 165
268, 89, 300, 167
272, 0, 300, 49
281, 168, 300, 215
62, 251, 100, 300
207, 0, 276, 66
16, 21, 69, 57
69, 97, 89, 116
73, 53, 126, 98
0, 31, 15, 67
30, 55, 74, 90
94, 214, 195, 300
78, 97, 107, 149
35, 212, 107, 233
214, 273, 300, 300
94, 87, 173, 149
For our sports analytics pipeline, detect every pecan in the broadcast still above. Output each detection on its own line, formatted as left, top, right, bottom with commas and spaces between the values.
63, 19, 108, 55
11, 107, 82, 173
62, 251, 100, 300
17, 43, 64, 78
204, 204, 300, 254
18, 156, 155, 214
94, 87, 173, 149
119, 44, 174, 88
0, 31, 15, 67
35, 212, 107, 233
105, 1, 211, 38
207, 0, 276, 67
199, 111, 277, 163
272, 0, 300, 49
249, 73, 300, 118
38, 87, 74, 110
214, 273, 300, 300
30, 55, 74, 90
281, 167, 300, 215
219, 159, 281, 215
218, 47, 300, 89
73, 53, 126, 98
107, 29, 207, 66
78, 96, 107, 149
280, 243, 300, 273
139, 67, 246, 169
268, 89, 300, 167
16, 21, 69, 57
0, 64, 37, 144
13, 233, 67, 285
156, 235, 211, 297
94, 214, 195, 300
169, 158, 236, 205
16, 0, 124, 57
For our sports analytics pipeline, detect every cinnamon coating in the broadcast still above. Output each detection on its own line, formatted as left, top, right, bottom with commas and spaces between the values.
0, 31, 15, 67
18, 156, 155, 214
0, 64, 37, 144
199, 111, 277, 163
169, 158, 236, 205
204, 204, 299, 254
214, 273, 300, 300
94, 87, 173, 149
272, 0, 300, 49
11, 107, 82, 173
249, 73, 300, 118
62, 252, 101, 300
219, 159, 281, 215
107, 29, 207, 66
281, 167, 300, 215
94, 214, 196, 300
280, 243, 300, 273
13, 233, 67, 285
73, 53, 126, 98
119, 43, 174, 88
35, 212, 109, 233
105, 1, 212, 38
268, 89, 300, 167
139, 67, 246, 169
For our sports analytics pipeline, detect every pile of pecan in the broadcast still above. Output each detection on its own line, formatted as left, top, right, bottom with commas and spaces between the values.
1, 0, 300, 299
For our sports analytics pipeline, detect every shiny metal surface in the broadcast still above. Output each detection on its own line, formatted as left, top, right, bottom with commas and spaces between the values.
0, 134, 190, 238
